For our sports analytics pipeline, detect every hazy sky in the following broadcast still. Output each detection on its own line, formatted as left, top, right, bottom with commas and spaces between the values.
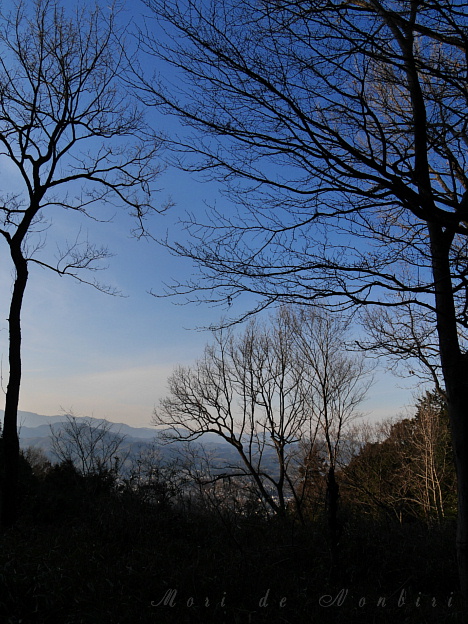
0, 0, 417, 428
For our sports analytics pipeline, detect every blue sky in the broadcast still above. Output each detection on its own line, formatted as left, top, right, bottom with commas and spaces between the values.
0, 163, 237, 427
0, 0, 416, 428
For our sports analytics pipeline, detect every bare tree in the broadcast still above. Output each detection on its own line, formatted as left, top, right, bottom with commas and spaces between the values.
49, 413, 127, 477
411, 391, 456, 520
359, 302, 445, 394
0, 0, 160, 527
153, 307, 370, 522
289, 308, 372, 545
154, 315, 305, 518
139, 0, 468, 600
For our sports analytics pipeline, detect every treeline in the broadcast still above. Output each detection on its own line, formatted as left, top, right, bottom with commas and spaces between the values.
0, 388, 460, 622
0, 307, 460, 621
10, 390, 456, 531
342, 391, 456, 524
5, 314, 457, 534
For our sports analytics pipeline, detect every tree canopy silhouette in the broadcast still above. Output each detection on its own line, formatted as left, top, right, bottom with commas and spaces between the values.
0, 0, 160, 528
139, 0, 468, 603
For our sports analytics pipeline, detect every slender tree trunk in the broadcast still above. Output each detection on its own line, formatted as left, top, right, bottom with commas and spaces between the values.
326, 465, 340, 548
449, 393, 468, 613
2, 247, 28, 529
429, 224, 468, 614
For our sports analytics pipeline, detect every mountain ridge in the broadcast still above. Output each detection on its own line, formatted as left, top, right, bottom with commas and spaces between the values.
0, 409, 233, 448
0, 409, 159, 440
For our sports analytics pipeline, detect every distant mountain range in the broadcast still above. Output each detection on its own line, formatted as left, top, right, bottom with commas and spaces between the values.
0, 409, 231, 443
0, 410, 309, 478
0, 409, 242, 466
11, 410, 158, 439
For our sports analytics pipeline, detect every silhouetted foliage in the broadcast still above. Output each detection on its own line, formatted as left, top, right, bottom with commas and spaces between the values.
0, 409, 461, 623
342, 391, 456, 522
49, 413, 127, 477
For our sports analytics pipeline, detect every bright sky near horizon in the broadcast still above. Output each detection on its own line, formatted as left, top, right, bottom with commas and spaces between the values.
0, 0, 417, 428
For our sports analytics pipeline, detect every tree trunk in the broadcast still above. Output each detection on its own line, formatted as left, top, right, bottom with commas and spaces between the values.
2, 248, 28, 529
429, 224, 468, 614
448, 394, 468, 614
326, 465, 340, 547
